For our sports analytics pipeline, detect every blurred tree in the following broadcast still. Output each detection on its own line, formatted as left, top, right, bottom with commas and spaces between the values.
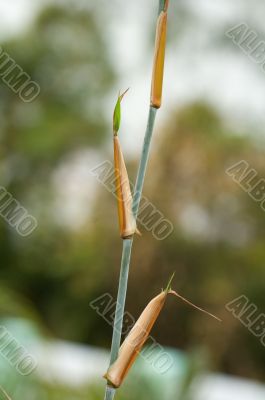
0, 3, 115, 336
0, 4, 114, 167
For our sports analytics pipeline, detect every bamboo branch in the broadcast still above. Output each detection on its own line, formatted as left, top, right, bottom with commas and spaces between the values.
104, 1, 168, 398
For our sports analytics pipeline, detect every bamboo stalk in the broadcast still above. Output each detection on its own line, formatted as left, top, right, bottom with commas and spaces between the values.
104, 2, 168, 399
104, 109, 157, 400
109, 238, 132, 365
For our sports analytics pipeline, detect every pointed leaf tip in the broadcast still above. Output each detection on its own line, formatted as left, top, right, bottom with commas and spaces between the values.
119, 87, 130, 101
113, 88, 130, 135
165, 272, 175, 293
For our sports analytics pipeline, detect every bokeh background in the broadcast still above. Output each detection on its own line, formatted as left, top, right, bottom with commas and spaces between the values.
0, 0, 265, 399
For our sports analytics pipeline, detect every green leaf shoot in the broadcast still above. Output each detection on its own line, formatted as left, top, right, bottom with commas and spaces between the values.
113, 88, 129, 135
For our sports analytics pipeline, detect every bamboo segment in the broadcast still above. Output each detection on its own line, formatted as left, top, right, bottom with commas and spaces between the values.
112, 89, 138, 239
150, 10, 168, 108
114, 136, 137, 239
104, 3, 171, 400
104, 281, 221, 388
104, 291, 167, 388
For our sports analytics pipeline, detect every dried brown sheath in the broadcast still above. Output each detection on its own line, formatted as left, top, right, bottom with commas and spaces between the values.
104, 280, 220, 388
104, 291, 167, 388
150, 6, 168, 108
113, 135, 137, 239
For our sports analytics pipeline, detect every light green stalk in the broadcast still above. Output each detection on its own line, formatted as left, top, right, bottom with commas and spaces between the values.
104, 1, 168, 399
159, 0, 167, 13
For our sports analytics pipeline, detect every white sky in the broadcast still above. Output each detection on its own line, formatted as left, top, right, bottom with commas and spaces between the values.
0, 0, 41, 38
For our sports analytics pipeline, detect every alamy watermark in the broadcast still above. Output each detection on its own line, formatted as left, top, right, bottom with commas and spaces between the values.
0, 386, 11, 400
90, 160, 174, 240
0, 325, 38, 376
226, 23, 265, 73
226, 160, 265, 212
0, 46, 40, 102
0, 186, 38, 237
90, 293, 174, 375
226, 295, 265, 348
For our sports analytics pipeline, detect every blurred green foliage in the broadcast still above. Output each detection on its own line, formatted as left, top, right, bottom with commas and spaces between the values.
0, 2, 115, 330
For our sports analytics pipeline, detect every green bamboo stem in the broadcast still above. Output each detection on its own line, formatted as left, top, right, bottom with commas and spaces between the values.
109, 238, 132, 365
104, 1, 167, 398
104, 108, 157, 400
132, 107, 157, 218
158, 0, 166, 13
108, 107, 156, 366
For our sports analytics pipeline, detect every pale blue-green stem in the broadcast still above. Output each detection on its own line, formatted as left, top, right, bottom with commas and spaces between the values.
104, 1, 167, 399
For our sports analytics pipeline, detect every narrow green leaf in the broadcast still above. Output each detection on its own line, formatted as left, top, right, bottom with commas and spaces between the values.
165, 271, 175, 293
113, 88, 129, 135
